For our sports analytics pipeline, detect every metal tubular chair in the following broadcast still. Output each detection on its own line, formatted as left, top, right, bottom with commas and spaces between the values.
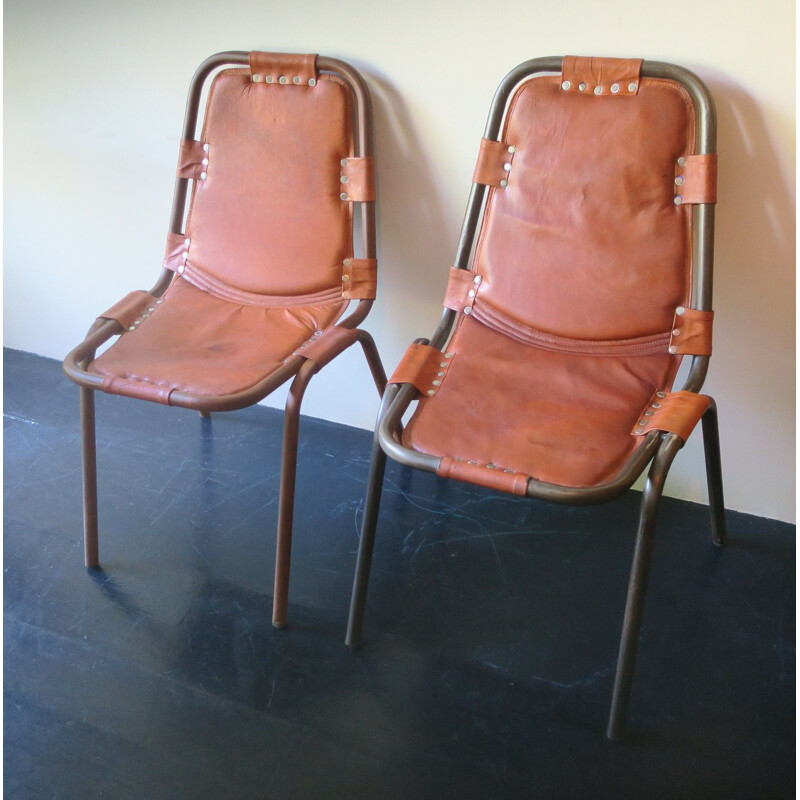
64, 51, 386, 629
345, 56, 724, 740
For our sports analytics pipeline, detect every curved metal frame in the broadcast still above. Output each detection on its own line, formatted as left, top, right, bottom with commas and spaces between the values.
345, 56, 726, 741
63, 52, 386, 630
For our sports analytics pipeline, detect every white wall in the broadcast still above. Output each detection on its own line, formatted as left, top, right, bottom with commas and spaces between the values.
4, 0, 795, 522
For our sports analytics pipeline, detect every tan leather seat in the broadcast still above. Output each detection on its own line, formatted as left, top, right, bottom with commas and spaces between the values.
64, 51, 385, 629
346, 56, 725, 741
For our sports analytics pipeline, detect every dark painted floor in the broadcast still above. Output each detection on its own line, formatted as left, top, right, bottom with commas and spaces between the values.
3, 347, 795, 799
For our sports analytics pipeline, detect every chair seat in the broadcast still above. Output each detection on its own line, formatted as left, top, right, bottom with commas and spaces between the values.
402, 316, 676, 488
90, 278, 346, 403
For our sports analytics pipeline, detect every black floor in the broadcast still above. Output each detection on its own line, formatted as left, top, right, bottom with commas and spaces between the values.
3, 347, 795, 799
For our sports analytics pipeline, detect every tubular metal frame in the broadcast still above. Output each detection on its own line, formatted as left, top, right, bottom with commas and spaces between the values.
345, 57, 726, 741
63, 52, 387, 629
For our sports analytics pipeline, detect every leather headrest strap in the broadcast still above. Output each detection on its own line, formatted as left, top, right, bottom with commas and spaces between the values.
561, 55, 642, 96
248, 52, 318, 87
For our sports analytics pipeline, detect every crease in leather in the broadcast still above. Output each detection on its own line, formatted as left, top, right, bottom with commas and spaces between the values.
249, 52, 318, 84
99, 291, 158, 330
176, 140, 208, 180
473, 139, 516, 187
340, 157, 375, 202
670, 308, 713, 355
293, 325, 359, 368
342, 258, 377, 300
388, 343, 451, 396
437, 456, 529, 496
632, 390, 711, 442
562, 56, 642, 94
675, 154, 717, 204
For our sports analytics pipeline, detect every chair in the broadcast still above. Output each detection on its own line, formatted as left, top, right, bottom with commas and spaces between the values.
63, 51, 386, 629
345, 56, 724, 740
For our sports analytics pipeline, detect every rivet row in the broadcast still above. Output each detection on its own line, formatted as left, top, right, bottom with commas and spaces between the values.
252, 74, 316, 87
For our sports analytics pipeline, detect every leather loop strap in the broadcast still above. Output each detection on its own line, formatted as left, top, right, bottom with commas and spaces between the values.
632, 391, 712, 442
339, 157, 375, 202
669, 307, 713, 355
99, 290, 159, 330
293, 325, 358, 369
473, 139, 516, 187
101, 375, 174, 404
176, 140, 209, 180
249, 52, 318, 86
438, 457, 529, 496
443, 267, 481, 316
342, 258, 377, 300
163, 232, 190, 274
561, 56, 642, 96
388, 343, 452, 397
674, 154, 717, 205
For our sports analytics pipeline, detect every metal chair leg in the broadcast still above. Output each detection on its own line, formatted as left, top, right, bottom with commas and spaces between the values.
271, 364, 315, 629
607, 434, 682, 741
80, 386, 100, 568
701, 401, 726, 547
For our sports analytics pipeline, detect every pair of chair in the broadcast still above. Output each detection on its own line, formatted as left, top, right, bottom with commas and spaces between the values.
64, 51, 724, 740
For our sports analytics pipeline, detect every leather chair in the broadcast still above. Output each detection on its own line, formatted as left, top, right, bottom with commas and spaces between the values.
64, 51, 385, 629
345, 56, 724, 740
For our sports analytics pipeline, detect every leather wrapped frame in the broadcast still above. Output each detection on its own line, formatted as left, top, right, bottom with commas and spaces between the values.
375, 56, 718, 504
63, 51, 378, 413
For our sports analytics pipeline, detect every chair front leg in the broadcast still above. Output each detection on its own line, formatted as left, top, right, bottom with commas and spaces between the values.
701, 400, 727, 546
607, 433, 682, 741
80, 386, 100, 568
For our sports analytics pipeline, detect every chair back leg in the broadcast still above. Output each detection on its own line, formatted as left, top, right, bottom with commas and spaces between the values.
701, 401, 727, 546
80, 386, 100, 568
607, 434, 682, 740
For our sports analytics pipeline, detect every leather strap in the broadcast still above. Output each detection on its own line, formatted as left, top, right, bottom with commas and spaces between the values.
443, 267, 481, 315
99, 290, 159, 330
249, 52, 318, 86
339, 157, 375, 202
293, 325, 359, 369
473, 138, 516, 187
163, 232, 190, 274
388, 342, 452, 397
561, 56, 642, 96
669, 307, 713, 355
632, 391, 712, 442
674, 154, 717, 205
176, 140, 209, 180
342, 258, 377, 300
101, 375, 173, 404
438, 457, 529, 496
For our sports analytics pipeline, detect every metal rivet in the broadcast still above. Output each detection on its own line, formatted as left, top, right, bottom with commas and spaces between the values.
128, 326, 136, 331
308, 78, 316, 87
184, 238, 191, 246
594, 86, 603, 95
674, 195, 682, 205
293, 76, 301, 84
342, 275, 350, 282
503, 162, 512, 171
468, 289, 476, 298
342, 291, 350, 298
499, 179, 508, 188
440, 362, 448, 367
473, 275, 482, 285
156, 298, 165, 304
253, 74, 261, 82
200, 172, 208, 181
182, 251, 189, 260
645, 411, 654, 416
677, 156, 686, 166
133, 319, 141, 325
507, 145, 516, 154
203, 143, 210, 152
142, 313, 150, 319
639, 420, 649, 426
426, 390, 435, 397
486, 463, 496, 469
279, 76, 287, 85
578, 82, 587, 91
432, 380, 441, 386
340, 192, 348, 201
147, 306, 155, 312
669, 345, 678, 354
504, 468, 514, 473
652, 402, 662, 409
561, 80, 571, 91
445, 353, 454, 358
343, 258, 351, 266
674, 176, 684, 185
656, 391, 667, 398
673, 329, 681, 336
265, 76, 273, 84
467, 460, 477, 465
178, 264, 185, 274
437, 372, 445, 377
634, 428, 644, 435
675, 306, 685, 315
202, 158, 209, 166
340, 158, 349, 167
463, 307, 472, 315
610, 83, 620, 94
340, 175, 348, 183
628, 82, 638, 93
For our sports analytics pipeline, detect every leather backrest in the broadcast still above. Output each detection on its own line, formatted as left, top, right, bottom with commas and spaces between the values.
473, 76, 696, 341
185, 70, 353, 298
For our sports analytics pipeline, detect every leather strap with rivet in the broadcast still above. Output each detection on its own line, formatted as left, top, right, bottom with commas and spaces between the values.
163, 232, 192, 276
631, 390, 712, 442
338, 157, 375, 202
437, 457, 529, 496
674, 154, 717, 205
249, 52, 318, 87
473, 138, 516, 188
176, 139, 210, 181
99, 290, 160, 330
668, 307, 713, 355
443, 267, 481, 316
341, 258, 377, 300
292, 325, 359, 369
388, 342, 454, 397
560, 56, 642, 96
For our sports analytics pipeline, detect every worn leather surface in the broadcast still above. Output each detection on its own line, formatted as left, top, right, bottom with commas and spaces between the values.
402, 71, 701, 490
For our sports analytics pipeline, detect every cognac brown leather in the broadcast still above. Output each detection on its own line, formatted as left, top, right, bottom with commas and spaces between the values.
388, 343, 452, 397
473, 138, 516, 187
437, 456, 529, 496
249, 52, 318, 85
294, 325, 359, 369
340, 157, 376, 202
669, 308, 713, 355
631, 391, 711, 442
443, 266, 480, 314
176, 139, 208, 180
675, 154, 717, 204
342, 258, 377, 300
99, 291, 159, 330
401, 70, 703, 491
89, 60, 358, 405
561, 56, 642, 95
